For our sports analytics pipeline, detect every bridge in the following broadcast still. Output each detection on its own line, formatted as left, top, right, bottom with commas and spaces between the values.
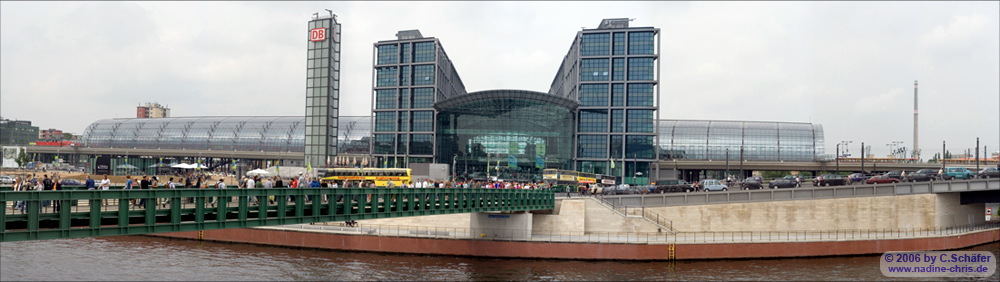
0, 188, 554, 242
599, 178, 1000, 207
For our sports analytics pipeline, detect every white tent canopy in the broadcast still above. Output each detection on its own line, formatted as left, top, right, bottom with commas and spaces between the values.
246, 169, 271, 176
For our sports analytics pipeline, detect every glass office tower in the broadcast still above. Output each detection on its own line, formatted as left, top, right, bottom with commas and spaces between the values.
549, 18, 660, 184
372, 30, 467, 167
305, 12, 342, 168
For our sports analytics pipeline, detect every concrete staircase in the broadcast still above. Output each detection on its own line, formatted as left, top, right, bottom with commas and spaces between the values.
591, 196, 677, 234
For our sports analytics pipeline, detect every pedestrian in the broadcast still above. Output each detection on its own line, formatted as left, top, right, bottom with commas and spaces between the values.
100, 175, 111, 206
12, 177, 25, 213
246, 176, 257, 205
124, 175, 135, 206
162, 177, 175, 208
264, 177, 275, 205
139, 175, 151, 208
85, 175, 95, 190
52, 176, 63, 212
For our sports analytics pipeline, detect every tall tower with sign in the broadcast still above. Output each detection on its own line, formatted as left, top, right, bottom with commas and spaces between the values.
305, 11, 341, 169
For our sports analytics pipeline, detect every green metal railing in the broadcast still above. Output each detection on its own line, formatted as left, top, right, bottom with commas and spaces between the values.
0, 188, 555, 242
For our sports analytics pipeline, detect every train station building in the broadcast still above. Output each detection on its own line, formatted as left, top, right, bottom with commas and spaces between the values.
63, 16, 827, 183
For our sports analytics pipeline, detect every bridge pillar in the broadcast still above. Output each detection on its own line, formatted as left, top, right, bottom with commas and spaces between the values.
471, 212, 532, 239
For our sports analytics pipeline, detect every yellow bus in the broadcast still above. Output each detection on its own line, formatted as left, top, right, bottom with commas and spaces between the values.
542, 169, 598, 192
321, 168, 412, 187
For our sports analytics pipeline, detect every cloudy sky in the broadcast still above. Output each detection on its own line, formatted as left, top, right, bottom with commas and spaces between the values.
1, 1, 997, 159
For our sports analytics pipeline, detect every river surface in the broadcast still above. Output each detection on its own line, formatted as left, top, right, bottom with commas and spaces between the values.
1, 235, 997, 281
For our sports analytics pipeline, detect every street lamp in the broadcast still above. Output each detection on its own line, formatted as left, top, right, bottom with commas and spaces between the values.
837, 141, 852, 174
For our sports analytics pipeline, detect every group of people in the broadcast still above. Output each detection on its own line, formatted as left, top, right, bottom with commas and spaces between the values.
8, 173, 86, 213
7, 172, 558, 213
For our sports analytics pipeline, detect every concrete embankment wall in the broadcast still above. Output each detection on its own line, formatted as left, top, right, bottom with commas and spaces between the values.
150, 227, 1000, 260
648, 193, 987, 232
347, 198, 659, 235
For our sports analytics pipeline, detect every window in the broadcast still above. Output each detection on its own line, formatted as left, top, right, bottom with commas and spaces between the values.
375, 67, 398, 87
412, 111, 433, 132
413, 65, 435, 85
398, 111, 410, 131
581, 33, 610, 56
375, 111, 396, 132
578, 110, 608, 132
400, 43, 411, 63
413, 42, 435, 62
412, 88, 434, 108
626, 135, 654, 159
627, 83, 654, 107
613, 32, 626, 55
628, 58, 654, 81
410, 134, 433, 155
374, 134, 394, 154
399, 66, 411, 86
375, 89, 396, 109
396, 134, 408, 154
611, 84, 625, 106
580, 58, 609, 81
399, 89, 411, 109
376, 44, 398, 65
578, 135, 608, 158
611, 109, 623, 133
579, 84, 609, 107
626, 109, 654, 133
612, 58, 625, 81
628, 31, 654, 55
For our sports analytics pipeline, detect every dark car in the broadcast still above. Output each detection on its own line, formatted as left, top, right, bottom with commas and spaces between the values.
866, 175, 899, 184
769, 178, 799, 189
741, 177, 763, 190
979, 167, 1000, 179
814, 174, 847, 186
886, 171, 905, 180
905, 169, 938, 182
60, 179, 83, 186
846, 173, 866, 185
653, 179, 696, 193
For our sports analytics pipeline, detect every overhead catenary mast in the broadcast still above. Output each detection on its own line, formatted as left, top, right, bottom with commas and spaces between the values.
913, 80, 919, 160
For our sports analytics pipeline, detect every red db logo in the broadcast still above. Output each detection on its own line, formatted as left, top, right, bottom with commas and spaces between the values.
310, 28, 326, 42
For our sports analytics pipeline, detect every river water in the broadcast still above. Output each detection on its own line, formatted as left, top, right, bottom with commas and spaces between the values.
1, 235, 997, 281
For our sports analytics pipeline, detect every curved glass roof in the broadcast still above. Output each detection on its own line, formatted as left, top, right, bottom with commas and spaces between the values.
82, 115, 825, 162
82, 116, 371, 153
657, 120, 825, 162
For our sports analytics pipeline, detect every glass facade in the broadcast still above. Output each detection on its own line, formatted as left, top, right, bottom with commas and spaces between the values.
436, 90, 577, 180
82, 116, 373, 154
305, 15, 341, 167
657, 120, 825, 162
373, 31, 467, 164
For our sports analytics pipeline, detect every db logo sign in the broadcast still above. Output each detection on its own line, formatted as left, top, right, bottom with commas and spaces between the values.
310, 28, 326, 42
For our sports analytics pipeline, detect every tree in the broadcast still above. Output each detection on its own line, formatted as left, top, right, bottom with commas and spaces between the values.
15, 148, 30, 169
62, 133, 73, 140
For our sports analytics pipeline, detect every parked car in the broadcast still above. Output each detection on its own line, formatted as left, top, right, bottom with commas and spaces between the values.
941, 167, 973, 180
885, 171, 905, 180
699, 179, 728, 192
653, 179, 696, 193
604, 184, 631, 195
814, 174, 847, 186
769, 178, 799, 189
905, 169, 938, 182
846, 173, 867, 185
978, 167, 1000, 179
0, 175, 14, 184
866, 175, 899, 184
741, 177, 764, 190
59, 179, 83, 186
770, 175, 801, 188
